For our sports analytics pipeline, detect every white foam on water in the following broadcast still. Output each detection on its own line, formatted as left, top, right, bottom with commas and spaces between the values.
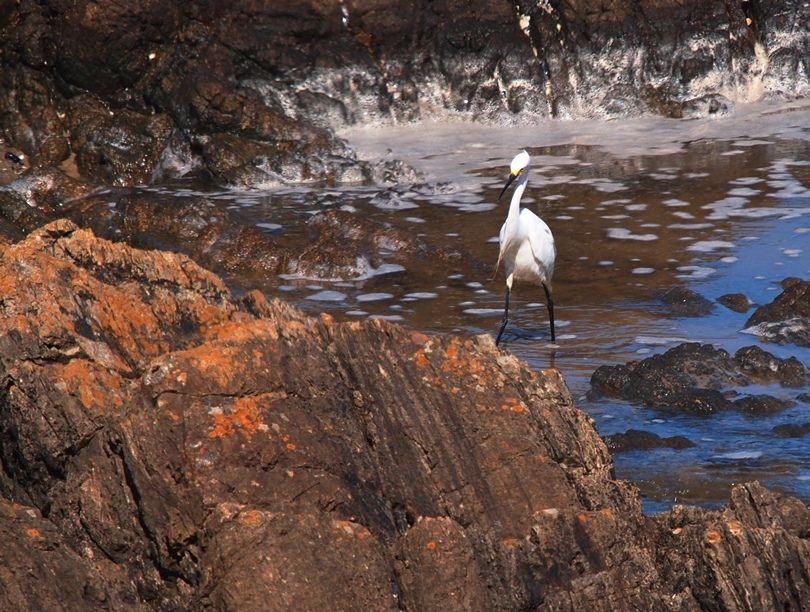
670, 223, 714, 230
720, 150, 745, 156
720, 256, 738, 263
404, 292, 439, 299
663, 198, 689, 207
671, 211, 695, 219
730, 176, 764, 185
607, 228, 658, 241
602, 214, 630, 220
687, 240, 735, 252
676, 265, 716, 279
635, 336, 691, 346
598, 260, 614, 266
727, 187, 761, 197
405, 216, 426, 223
782, 248, 802, 257
714, 451, 763, 460
306, 290, 346, 302
626, 203, 647, 211
370, 314, 404, 321
631, 267, 655, 275
357, 292, 394, 302
256, 222, 282, 231
462, 308, 503, 316
556, 215, 574, 220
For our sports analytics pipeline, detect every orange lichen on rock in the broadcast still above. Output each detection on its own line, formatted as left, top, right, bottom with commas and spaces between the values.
500, 397, 527, 414
413, 349, 430, 369
238, 510, 264, 527
425, 541, 437, 551
705, 529, 722, 544
25, 527, 41, 539
208, 396, 266, 440
52, 359, 126, 411
726, 520, 742, 537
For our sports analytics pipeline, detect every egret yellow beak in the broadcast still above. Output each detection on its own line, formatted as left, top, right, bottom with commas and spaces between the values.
499, 171, 520, 199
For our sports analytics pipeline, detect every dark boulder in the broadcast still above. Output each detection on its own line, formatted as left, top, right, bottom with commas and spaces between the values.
744, 278, 810, 347
604, 429, 696, 453
656, 286, 714, 317
717, 292, 751, 313
590, 342, 807, 414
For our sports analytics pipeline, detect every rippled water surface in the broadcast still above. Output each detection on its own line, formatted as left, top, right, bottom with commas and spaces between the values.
161, 102, 810, 513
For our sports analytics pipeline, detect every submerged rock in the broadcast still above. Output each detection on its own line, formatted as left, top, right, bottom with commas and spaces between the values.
1, 220, 808, 610
604, 429, 696, 453
656, 286, 714, 316
717, 292, 752, 313
590, 342, 808, 414
744, 278, 810, 346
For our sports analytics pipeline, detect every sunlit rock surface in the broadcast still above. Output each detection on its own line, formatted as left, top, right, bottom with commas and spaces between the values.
0, 220, 807, 609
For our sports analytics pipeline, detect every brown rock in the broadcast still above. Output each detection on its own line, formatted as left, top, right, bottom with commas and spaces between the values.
0, 220, 808, 610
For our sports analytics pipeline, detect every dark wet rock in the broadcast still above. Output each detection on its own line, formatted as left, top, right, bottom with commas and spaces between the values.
733, 345, 809, 387
656, 286, 714, 316
772, 422, 810, 438
2, 220, 809, 609
590, 342, 807, 414
1, 1, 808, 190
62, 192, 481, 288
604, 429, 696, 453
717, 292, 751, 313
0, 168, 93, 238
65, 95, 175, 187
292, 209, 481, 280
65, 192, 289, 282
732, 394, 795, 415
744, 278, 810, 346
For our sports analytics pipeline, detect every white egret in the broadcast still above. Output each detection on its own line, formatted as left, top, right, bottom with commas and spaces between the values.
493, 150, 556, 346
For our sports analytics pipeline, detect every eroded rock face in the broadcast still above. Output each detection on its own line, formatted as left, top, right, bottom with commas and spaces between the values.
0, 221, 808, 610
590, 342, 808, 414
1, 1, 808, 188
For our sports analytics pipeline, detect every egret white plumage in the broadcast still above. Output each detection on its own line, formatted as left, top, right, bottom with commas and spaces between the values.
493, 150, 556, 346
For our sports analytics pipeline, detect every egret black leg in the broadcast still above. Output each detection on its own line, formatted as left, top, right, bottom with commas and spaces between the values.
495, 287, 511, 346
543, 283, 555, 342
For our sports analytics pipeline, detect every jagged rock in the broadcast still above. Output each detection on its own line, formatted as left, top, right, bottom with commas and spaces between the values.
604, 429, 696, 453
744, 278, 810, 346
0, 220, 808, 609
2, 1, 808, 188
590, 342, 808, 414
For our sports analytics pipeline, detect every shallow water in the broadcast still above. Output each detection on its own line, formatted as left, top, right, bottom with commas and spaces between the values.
160, 101, 810, 513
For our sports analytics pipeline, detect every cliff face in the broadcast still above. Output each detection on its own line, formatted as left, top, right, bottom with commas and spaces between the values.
0, 220, 807, 610
1, 0, 808, 187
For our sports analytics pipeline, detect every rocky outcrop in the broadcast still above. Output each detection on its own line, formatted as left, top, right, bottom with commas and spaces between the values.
744, 278, 810, 346
0, 220, 808, 610
590, 342, 808, 414
1, 1, 808, 188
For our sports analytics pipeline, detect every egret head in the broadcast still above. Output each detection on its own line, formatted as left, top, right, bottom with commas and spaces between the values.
500, 150, 530, 199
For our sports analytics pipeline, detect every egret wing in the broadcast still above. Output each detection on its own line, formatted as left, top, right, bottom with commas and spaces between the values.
522, 209, 556, 282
